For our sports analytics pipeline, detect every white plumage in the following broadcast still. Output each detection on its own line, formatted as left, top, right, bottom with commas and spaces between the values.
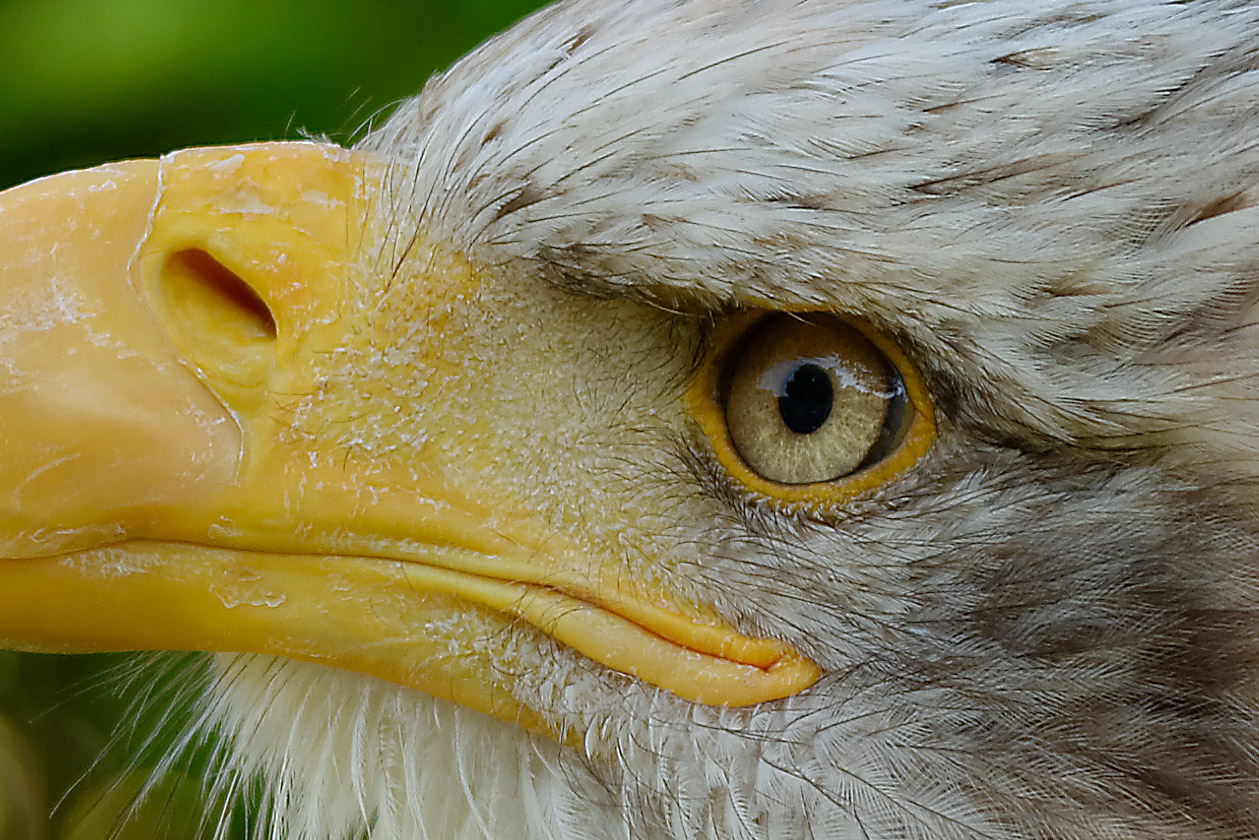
374, 0, 1259, 455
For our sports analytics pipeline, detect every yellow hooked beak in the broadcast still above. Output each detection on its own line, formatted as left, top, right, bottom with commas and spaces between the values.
0, 142, 818, 736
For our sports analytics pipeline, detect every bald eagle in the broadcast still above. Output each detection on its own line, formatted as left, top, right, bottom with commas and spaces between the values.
4, 0, 1259, 838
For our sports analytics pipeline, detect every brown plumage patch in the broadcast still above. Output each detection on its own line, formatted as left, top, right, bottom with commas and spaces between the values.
1188, 191, 1253, 226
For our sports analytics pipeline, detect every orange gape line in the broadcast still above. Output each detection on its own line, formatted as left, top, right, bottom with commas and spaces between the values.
0, 542, 817, 734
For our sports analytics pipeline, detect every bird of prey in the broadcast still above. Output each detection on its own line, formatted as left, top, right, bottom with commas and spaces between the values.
3, 0, 1259, 838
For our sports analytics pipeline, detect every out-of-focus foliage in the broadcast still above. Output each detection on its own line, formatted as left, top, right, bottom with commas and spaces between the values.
0, 0, 548, 837
0, 0, 549, 189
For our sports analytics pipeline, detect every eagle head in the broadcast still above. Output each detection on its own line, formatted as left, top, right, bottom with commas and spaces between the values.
3, 1, 1259, 838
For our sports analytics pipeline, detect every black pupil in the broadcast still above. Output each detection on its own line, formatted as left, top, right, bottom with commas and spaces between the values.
777, 363, 833, 434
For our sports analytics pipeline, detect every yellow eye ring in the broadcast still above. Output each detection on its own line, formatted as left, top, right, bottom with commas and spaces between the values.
684, 311, 935, 507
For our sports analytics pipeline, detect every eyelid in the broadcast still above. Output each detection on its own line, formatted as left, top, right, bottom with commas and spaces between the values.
684, 311, 936, 508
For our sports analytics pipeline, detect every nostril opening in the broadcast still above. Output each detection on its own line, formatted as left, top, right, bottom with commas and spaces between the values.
162, 249, 276, 342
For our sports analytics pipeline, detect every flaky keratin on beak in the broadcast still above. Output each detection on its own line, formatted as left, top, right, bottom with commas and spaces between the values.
0, 142, 819, 735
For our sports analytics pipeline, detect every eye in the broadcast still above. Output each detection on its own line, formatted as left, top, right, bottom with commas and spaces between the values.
726, 315, 908, 484
687, 313, 934, 505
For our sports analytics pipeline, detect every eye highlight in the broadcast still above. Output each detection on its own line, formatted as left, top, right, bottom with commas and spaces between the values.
687, 313, 934, 506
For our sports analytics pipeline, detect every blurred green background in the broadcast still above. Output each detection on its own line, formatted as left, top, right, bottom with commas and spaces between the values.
0, 0, 551, 189
0, 0, 548, 837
